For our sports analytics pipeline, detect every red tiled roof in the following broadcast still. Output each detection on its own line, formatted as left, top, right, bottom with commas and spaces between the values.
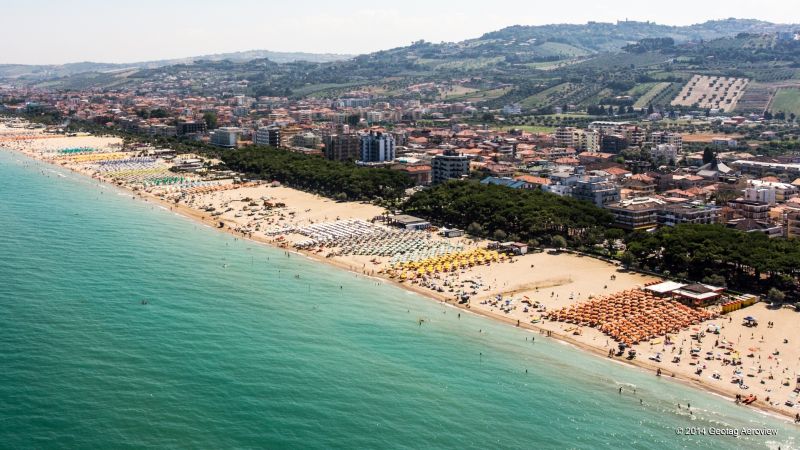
605, 167, 631, 176
515, 175, 550, 185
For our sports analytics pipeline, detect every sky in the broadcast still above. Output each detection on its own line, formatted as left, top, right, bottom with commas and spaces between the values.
2, 0, 800, 65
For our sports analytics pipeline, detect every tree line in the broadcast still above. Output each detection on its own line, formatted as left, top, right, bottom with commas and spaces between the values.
222, 146, 412, 202
402, 181, 800, 300
401, 180, 613, 246
623, 225, 800, 298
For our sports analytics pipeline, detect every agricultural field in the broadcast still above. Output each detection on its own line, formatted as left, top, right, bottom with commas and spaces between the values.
735, 82, 774, 114
768, 87, 800, 116
671, 75, 749, 112
518, 82, 609, 110
295, 82, 373, 97
417, 56, 504, 71
520, 82, 576, 108
447, 87, 512, 103
441, 85, 480, 100
534, 42, 591, 58
633, 82, 671, 109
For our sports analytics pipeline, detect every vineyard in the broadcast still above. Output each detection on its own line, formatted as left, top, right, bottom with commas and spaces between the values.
735, 82, 774, 114
671, 75, 749, 112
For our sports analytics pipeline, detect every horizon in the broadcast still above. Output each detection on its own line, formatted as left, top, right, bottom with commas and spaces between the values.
3, 0, 800, 65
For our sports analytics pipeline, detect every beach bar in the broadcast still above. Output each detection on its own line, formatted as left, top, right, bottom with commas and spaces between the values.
389, 214, 431, 231
645, 281, 724, 306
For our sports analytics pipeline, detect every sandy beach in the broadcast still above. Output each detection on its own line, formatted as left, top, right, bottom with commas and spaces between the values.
2, 123, 798, 423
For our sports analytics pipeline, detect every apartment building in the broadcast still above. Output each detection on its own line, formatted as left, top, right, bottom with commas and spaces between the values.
291, 132, 321, 149
322, 134, 361, 161
211, 127, 241, 148
727, 199, 770, 221
607, 197, 663, 230
176, 120, 207, 136
786, 208, 800, 239
732, 160, 800, 177
254, 127, 281, 147
744, 187, 777, 205
648, 144, 678, 163
431, 149, 470, 184
360, 131, 396, 163
572, 174, 621, 207
649, 131, 683, 153
658, 203, 721, 227
554, 127, 600, 151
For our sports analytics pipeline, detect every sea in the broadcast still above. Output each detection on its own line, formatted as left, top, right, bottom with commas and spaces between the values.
0, 148, 798, 449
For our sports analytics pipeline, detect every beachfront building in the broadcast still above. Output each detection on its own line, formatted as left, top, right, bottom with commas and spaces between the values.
658, 203, 721, 227
176, 120, 207, 136
607, 197, 664, 230
727, 199, 770, 221
786, 208, 800, 239
571, 173, 621, 207
645, 281, 724, 307
360, 131, 395, 163
211, 127, 241, 148
499, 242, 528, 255
389, 214, 431, 231
323, 134, 361, 161
291, 132, 321, 149
727, 218, 784, 238
254, 126, 281, 147
431, 149, 470, 184
392, 164, 432, 186
481, 176, 527, 189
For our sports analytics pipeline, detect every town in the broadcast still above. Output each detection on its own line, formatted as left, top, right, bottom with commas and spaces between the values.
3, 66, 800, 242
3, 8, 800, 447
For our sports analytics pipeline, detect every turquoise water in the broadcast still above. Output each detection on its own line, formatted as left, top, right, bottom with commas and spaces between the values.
0, 149, 797, 449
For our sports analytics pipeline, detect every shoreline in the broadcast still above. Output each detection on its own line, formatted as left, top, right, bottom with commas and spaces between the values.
2, 140, 798, 424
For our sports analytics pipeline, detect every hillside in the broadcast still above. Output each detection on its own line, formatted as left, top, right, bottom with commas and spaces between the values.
0, 49, 354, 81
5, 19, 799, 115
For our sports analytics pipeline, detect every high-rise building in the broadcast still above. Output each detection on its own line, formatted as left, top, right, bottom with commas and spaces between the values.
254, 127, 281, 147
211, 127, 241, 148
360, 131, 395, 163
554, 127, 600, 151
554, 127, 576, 148
291, 132, 321, 149
176, 120, 207, 136
744, 187, 777, 205
323, 134, 361, 161
786, 208, 800, 239
431, 149, 470, 184
572, 174, 621, 207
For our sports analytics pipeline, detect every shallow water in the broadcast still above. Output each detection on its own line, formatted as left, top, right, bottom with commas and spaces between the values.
0, 149, 797, 449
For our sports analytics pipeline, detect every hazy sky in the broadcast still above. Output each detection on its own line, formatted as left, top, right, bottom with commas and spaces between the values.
3, 0, 799, 65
